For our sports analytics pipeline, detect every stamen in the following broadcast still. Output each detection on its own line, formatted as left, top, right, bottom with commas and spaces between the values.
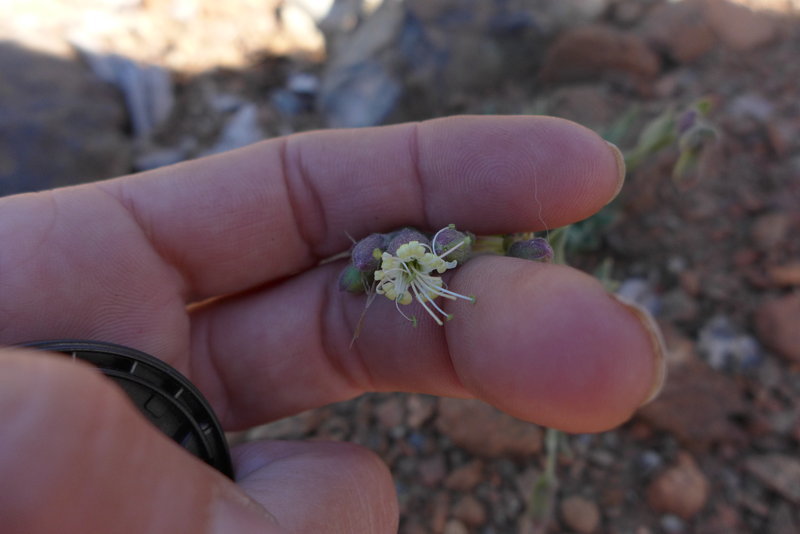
429, 282, 474, 301
394, 299, 416, 324
415, 274, 455, 301
416, 273, 472, 301
410, 283, 444, 326
423, 292, 450, 318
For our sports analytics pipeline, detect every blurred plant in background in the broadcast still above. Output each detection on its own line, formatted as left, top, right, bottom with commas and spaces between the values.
565, 99, 719, 256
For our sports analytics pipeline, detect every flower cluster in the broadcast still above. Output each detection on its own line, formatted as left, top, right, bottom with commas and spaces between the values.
339, 225, 474, 326
374, 234, 474, 326
339, 225, 553, 330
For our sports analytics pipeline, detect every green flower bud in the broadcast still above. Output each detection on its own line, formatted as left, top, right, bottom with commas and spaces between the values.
507, 237, 554, 262
351, 233, 388, 273
432, 225, 473, 264
338, 264, 367, 293
678, 123, 717, 152
637, 107, 677, 155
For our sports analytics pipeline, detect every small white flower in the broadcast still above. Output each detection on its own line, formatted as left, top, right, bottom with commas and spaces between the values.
373, 228, 474, 325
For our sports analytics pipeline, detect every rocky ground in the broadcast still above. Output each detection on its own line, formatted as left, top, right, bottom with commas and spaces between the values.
2, 0, 800, 532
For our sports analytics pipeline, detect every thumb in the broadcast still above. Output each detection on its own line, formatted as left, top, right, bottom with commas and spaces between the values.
0, 348, 282, 534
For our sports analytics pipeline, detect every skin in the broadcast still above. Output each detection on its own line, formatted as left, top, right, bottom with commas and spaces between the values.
0, 115, 663, 533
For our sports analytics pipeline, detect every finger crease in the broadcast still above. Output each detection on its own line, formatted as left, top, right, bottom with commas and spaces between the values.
327, 279, 377, 394
278, 136, 327, 258
407, 122, 432, 229
196, 311, 234, 426
95, 183, 193, 300
442, 271, 470, 395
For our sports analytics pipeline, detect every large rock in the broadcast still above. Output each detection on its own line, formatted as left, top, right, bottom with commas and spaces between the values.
639, 0, 782, 62
318, 0, 406, 127
0, 43, 130, 196
405, 0, 610, 91
538, 25, 660, 86
436, 398, 542, 457
704, 0, 780, 51
78, 50, 175, 141
755, 293, 800, 363
319, 0, 611, 127
639, 0, 717, 63
637, 359, 748, 451
407, 0, 610, 35
744, 454, 800, 504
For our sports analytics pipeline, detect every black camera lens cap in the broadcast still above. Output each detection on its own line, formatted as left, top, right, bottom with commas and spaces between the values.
23, 339, 234, 479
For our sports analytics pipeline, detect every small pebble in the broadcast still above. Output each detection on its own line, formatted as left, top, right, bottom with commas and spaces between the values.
560, 495, 601, 534
442, 519, 468, 534
660, 513, 687, 533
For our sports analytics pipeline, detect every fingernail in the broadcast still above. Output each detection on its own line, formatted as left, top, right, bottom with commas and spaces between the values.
211, 485, 279, 533
609, 294, 667, 406
606, 141, 626, 203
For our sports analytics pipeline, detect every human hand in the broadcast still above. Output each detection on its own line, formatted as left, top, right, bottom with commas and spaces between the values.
0, 116, 664, 533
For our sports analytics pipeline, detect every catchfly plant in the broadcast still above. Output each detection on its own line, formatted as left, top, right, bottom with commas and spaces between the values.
339, 224, 553, 336
374, 228, 475, 326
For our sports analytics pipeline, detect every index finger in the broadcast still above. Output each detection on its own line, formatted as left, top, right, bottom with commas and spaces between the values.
100, 115, 623, 300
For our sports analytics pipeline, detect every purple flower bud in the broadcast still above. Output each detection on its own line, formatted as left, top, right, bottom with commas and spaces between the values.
338, 264, 366, 293
351, 233, 388, 272
386, 227, 430, 255
507, 237, 553, 262
677, 109, 698, 135
432, 226, 473, 263
502, 233, 526, 252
